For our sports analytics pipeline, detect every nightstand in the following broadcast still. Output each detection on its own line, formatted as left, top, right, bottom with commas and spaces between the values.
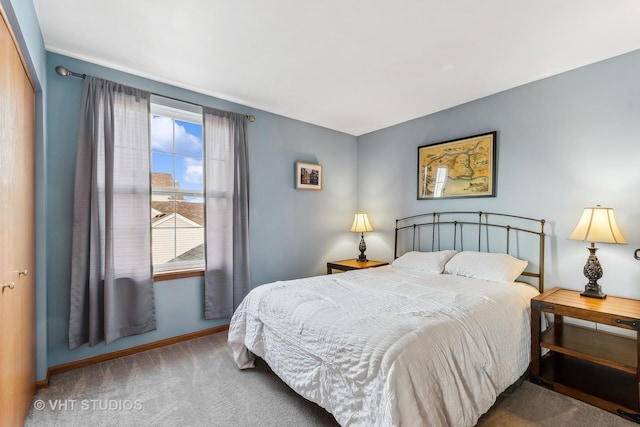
326, 259, 388, 274
530, 287, 640, 423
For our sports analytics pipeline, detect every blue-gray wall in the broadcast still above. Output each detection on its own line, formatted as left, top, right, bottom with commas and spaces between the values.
358, 48, 640, 302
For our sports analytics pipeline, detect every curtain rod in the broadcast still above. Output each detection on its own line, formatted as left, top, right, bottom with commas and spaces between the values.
54, 65, 256, 122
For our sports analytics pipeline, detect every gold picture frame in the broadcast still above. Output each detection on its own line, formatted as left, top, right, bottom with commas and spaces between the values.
296, 162, 322, 190
417, 131, 496, 200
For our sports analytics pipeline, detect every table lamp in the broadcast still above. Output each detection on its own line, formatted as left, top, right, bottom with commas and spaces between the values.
568, 206, 625, 299
350, 212, 373, 262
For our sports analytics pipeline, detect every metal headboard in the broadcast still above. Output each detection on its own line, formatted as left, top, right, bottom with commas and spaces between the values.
394, 211, 546, 292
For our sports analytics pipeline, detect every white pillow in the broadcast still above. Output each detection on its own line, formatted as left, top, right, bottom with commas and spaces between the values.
392, 250, 458, 274
443, 251, 528, 283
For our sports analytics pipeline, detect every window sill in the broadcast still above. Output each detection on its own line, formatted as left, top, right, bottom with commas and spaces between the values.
153, 269, 204, 282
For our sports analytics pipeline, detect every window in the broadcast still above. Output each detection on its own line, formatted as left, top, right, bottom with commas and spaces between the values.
150, 98, 204, 273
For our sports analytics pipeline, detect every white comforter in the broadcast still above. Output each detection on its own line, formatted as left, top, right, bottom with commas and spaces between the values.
228, 266, 538, 427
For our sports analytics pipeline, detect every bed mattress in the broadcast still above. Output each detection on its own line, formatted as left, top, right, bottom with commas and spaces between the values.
228, 266, 538, 427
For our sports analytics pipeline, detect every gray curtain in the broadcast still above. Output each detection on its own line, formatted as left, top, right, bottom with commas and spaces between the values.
202, 107, 250, 319
69, 76, 156, 348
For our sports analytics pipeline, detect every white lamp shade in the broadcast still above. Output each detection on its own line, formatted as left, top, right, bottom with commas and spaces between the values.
350, 212, 373, 233
568, 206, 626, 244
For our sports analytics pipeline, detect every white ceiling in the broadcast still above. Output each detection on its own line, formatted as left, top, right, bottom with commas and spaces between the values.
34, 0, 640, 136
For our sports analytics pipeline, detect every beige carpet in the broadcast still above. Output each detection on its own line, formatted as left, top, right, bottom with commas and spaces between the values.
25, 331, 635, 426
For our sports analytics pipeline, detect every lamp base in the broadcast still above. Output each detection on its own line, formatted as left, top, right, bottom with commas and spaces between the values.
580, 286, 607, 299
580, 245, 606, 299
357, 233, 368, 262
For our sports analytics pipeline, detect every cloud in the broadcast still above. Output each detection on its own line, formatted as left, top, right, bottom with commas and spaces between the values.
151, 116, 202, 156
183, 157, 203, 186
175, 129, 201, 156
151, 116, 174, 151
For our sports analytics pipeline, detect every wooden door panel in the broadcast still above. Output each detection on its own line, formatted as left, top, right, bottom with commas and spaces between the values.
0, 8, 36, 427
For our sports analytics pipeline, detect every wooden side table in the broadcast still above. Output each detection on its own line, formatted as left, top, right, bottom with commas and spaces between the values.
530, 287, 640, 423
326, 259, 388, 274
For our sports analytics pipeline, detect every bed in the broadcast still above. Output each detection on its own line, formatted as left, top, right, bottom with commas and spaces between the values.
228, 211, 546, 427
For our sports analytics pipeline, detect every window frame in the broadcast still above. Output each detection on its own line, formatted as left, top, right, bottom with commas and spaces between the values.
150, 98, 205, 275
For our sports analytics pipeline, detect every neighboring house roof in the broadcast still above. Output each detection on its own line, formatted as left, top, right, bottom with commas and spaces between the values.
152, 172, 180, 189
151, 212, 201, 228
150, 173, 204, 264
151, 173, 203, 225
151, 201, 204, 226
151, 207, 164, 219
170, 244, 204, 262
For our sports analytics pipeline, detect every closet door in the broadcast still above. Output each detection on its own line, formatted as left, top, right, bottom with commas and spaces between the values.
0, 7, 36, 427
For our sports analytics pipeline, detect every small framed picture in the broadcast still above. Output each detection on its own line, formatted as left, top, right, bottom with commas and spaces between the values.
296, 162, 322, 190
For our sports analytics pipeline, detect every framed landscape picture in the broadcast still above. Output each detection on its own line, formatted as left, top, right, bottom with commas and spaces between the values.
417, 131, 496, 200
296, 162, 322, 190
